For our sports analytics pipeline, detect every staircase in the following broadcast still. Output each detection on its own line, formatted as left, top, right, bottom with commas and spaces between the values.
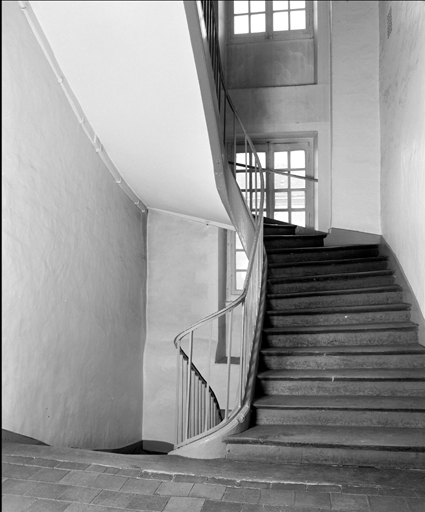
224, 219, 425, 469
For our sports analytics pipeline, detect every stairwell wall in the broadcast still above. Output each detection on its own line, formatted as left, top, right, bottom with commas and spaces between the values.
379, 1, 425, 323
2, 1, 147, 449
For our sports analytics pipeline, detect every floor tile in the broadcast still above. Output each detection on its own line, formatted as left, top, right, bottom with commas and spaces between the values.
91, 473, 128, 491
270, 483, 306, 491
146, 472, 174, 481
65, 505, 120, 512
295, 490, 331, 509
28, 468, 70, 483
30, 458, 60, 468
201, 501, 242, 512
239, 481, 271, 490
103, 467, 120, 474
307, 485, 341, 493
1, 494, 37, 512
115, 468, 141, 477
24, 498, 71, 511
2, 463, 42, 480
156, 481, 194, 497
368, 495, 410, 512
173, 474, 207, 484
60, 471, 99, 487
56, 462, 91, 471
189, 483, 226, 500
258, 489, 294, 507
2, 478, 38, 495
125, 493, 170, 511
2, 456, 35, 465
223, 487, 261, 504
239, 505, 265, 512
120, 477, 161, 495
56, 485, 102, 504
85, 464, 107, 473
91, 489, 133, 508
163, 497, 205, 512
24, 482, 71, 499
330, 493, 369, 511
407, 498, 425, 512
205, 477, 238, 486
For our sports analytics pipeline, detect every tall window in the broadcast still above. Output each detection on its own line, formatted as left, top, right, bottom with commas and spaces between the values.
231, 1, 313, 41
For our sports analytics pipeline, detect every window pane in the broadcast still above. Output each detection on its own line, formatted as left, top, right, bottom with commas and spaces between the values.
291, 190, 305, 208
290, 150, 305, 169
234, 15, 249, 34
275, 192, 288, 209
234, 1, 249, 14
236, 271, 246, 290
236, 251, 249, 270
290, 0, 306, 9
275, 211, 289, 222
274, 151, 288, 169
290, 10, 306, 30
236, 234, 243, 250
273, 11, 289, 31
236, 173, 247, 189
250, 1, 265, 13
236, 152, 248, 164
290, 170, 306, 189
275, 173, 288, 189
273, 1, 289, 10
291, 210, 305, 227
251, 13, 266, 32
255, 151, 266, 168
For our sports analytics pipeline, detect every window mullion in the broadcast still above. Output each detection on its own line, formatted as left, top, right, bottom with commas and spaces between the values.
266, 2, 273, 38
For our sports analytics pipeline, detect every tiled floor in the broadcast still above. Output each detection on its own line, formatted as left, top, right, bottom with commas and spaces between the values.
2, 442, 425, 512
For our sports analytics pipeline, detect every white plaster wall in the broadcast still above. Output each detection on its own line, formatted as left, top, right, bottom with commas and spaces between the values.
2, 1, 147, 449
379, 1, 425, 314
331, 0, 381, 234
144, 211, 227, 445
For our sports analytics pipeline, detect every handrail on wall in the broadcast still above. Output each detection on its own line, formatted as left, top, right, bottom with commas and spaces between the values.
173, 1, 267, 449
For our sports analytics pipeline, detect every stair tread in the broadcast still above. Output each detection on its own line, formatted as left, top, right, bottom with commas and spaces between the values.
268, 256, 388, 269
266, 303, 411, 316
265, 233, 327, 239
267, 285, 403, 299
261, 344, 425, 356
225, 425, 425, 450
268, 269, 394, 284
258, 368, 425, 380
253, 395, 425, 411
266, 244, 379, 255
263, 322, 418, 334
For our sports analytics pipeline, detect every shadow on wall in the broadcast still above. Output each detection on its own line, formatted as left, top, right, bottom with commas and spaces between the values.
2, 429, 172, 455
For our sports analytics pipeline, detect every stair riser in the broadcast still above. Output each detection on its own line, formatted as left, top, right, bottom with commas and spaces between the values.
268, 261, 388, 278
259, 380, 425, 396
254, 409, 425, 428
261, 353, 425, 370
265, 238, 325, 249
268, 275, 395, 294
267, 248, 380, 264
265, 309, 411, 327
264, 329, 418, 347
268, 291, 403, 310
264, 226, 297, 235
225, 444, 425, 469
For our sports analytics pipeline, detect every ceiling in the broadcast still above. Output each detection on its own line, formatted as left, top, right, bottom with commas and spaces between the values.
29, 1, 231, 227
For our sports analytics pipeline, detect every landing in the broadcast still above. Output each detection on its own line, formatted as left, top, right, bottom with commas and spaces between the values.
2, 442, 425, 511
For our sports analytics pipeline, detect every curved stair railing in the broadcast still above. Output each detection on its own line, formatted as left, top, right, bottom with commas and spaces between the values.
173, 1, 268, 450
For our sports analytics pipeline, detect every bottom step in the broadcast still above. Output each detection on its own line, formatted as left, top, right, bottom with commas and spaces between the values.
225, 425, 425, 469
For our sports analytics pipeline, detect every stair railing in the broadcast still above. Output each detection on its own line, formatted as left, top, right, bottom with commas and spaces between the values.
173, 1, 267, 449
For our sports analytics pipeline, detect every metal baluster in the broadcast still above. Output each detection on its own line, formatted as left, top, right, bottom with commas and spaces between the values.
185, 332, 194, 440
225, 309, 233, 420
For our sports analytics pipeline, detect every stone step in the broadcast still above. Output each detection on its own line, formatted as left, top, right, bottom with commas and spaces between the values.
266, 244, 380, 264
267, 270, 395, 294
265, 303, 412, 327
263, 322, 418, 347
260, 344, 425, 370
268, 257, 389, 278
257, 368, 425, 396
224, 425, 425, 469
267, 286, 403, 310
264, 234, 327, 249
253, 395, 425, 428
264, 225, 297, 236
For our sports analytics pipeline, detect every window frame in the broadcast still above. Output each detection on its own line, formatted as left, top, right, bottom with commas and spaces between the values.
229, 1, 314, 44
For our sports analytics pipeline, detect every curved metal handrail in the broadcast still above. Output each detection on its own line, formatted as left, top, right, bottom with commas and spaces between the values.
173, 0, 266, 449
